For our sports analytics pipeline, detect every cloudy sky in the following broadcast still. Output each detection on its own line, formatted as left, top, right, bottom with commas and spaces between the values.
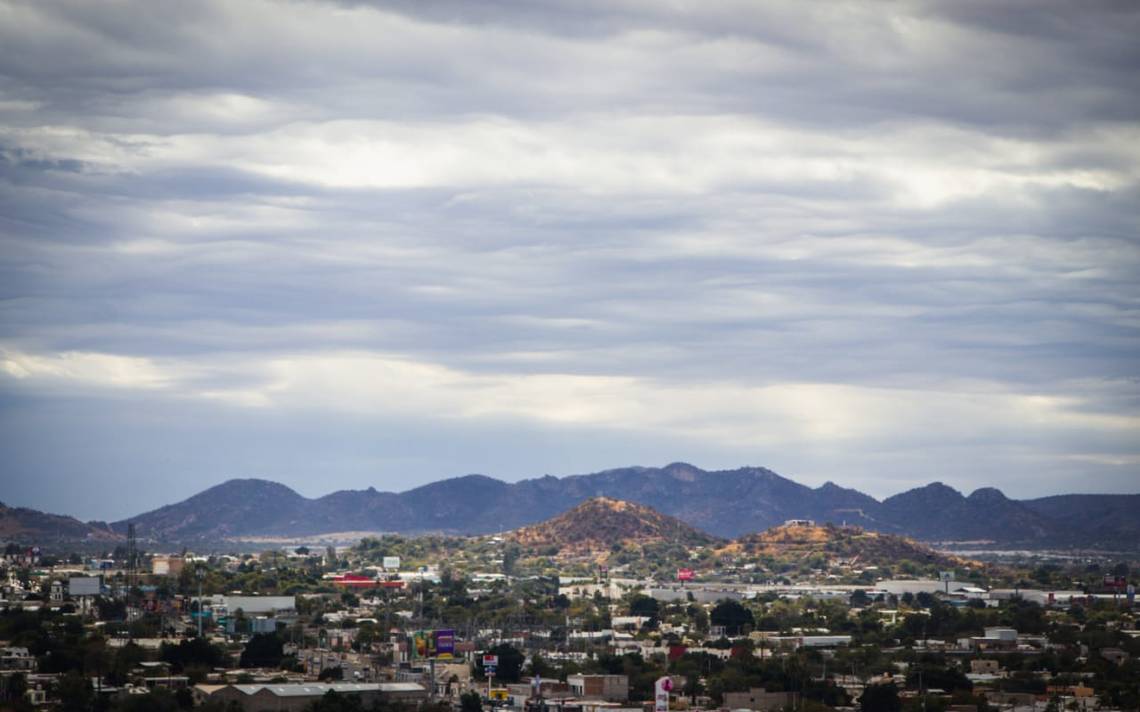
1, 1, 1138, 522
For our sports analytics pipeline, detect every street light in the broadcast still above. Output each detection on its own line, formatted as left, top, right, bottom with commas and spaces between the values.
196, 565, 206, 638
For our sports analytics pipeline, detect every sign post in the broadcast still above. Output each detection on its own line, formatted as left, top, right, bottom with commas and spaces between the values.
655, 676, 673, 712
484, 655, 498, 701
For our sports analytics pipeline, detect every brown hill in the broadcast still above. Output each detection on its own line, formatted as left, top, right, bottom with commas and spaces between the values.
725, 522, 973, 570
510, 497, 720, 553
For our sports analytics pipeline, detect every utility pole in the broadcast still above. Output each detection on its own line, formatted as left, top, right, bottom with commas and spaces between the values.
196, 565, 206, 637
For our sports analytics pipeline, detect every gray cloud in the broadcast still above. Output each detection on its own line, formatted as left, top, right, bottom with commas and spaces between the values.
1, 0, 1138, 520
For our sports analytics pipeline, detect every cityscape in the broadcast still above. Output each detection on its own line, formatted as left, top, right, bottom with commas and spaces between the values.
1, 1, 1138, 711
1, 471, 1138, 711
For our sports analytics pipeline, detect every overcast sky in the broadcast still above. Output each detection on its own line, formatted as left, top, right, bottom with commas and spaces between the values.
1, 0, 1138, 522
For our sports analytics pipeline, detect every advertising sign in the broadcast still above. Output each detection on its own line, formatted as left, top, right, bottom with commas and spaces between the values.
411, 629, 457, 658
383, 556, 401, 570
69, 577, 101, 596
655, 676, 673, 712
483, 654, 499, 667
677, 569, 694, 581
434, 629, 455, 658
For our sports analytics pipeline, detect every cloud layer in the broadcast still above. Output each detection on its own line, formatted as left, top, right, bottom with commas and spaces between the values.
1, 0, 1138, 520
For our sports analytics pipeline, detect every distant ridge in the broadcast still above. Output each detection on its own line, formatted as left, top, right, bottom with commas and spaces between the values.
0, 501, 120, 544
96, 462, 1140, 550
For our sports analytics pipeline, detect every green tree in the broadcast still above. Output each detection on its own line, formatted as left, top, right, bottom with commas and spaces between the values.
629, 595, 659, 618
861, 684, 902, 712
479, 644, 524, 683
55, 672, 92, 712
240, 633, 284, 668
461, 690, 483, 712
710, 599, 754, 636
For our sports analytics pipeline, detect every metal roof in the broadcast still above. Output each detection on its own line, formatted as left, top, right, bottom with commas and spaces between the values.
226, 682, 424, 697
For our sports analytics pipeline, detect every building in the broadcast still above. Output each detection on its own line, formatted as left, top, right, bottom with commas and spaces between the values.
1100, 648, 1130, 665
967, 627, 1018, 651
198, 595, 296, 617
567, 674, 629, 702
0, 647, 35, 671
152, 555, 185, 576
193, 682, 426, 712
723, 689, 801, 711
970, 660, 1000, 674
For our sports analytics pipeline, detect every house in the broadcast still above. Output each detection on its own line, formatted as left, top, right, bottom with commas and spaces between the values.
567, 674, 629, 702
1100, 648, 1130, 665
0, 647, 35, 671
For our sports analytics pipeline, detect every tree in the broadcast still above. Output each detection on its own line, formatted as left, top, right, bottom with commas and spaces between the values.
2, 672, 27, 705
629, 595, 659, 618
710, 600, 754, 636
55, 672, 92, 712
461, 690, 483, 712
479, 644, 524, 683
908, 664, 972, 693
849, 590, 872, 607
160, 637, 224, 671
318, 666, 344, 681
240, 633, 284, 668
502, 545, 521, 576
860, 683, 901, 712
304, 690, 366, 711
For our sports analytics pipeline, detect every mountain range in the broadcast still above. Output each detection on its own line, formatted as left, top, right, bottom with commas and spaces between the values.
94, 462, 1136, 549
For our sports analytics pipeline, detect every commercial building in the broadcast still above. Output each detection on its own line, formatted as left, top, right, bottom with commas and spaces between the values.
193, 682, 426, 712
152, 555, 185, 576
723, 689, 800, 711
567, 674, 629, 702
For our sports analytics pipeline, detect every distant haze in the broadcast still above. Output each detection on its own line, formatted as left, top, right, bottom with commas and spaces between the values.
1, 1, 1138, 521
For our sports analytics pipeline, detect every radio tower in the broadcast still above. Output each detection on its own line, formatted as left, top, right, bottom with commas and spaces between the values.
126, 523, 138, 641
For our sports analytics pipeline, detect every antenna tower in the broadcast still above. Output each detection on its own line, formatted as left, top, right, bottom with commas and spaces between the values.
126, 523, 138, 639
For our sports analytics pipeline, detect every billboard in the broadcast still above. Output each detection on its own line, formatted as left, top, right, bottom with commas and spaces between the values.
434, 629, 455, 657
383, 556, 401, 570
411, 629, 456, 659
677, 569, 694, 581
69, 577, 101, 596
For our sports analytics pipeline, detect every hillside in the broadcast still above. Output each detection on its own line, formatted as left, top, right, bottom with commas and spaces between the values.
879, 483, 1052, 543
103, 463, 1140, 549
1022, 494, 1140, 550
727, 522, 973, 571
509, 497, 720, 553
111, 479, 311, 540
0, 502, 120, 543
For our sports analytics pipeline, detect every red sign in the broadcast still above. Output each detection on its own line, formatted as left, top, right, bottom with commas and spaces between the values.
483, 654, 499, 666
333, 574, 379, 588
677, 569, 694, 581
